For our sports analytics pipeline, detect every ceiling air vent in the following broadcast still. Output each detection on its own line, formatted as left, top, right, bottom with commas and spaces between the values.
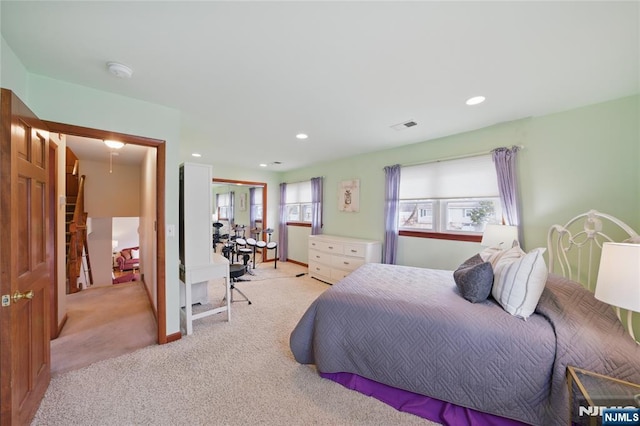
390, 120, 417, 131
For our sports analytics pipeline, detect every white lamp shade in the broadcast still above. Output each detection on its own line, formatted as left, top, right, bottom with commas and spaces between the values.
480, 224, 518, 248
595, 242, 640, 313
112, 240, 119, 250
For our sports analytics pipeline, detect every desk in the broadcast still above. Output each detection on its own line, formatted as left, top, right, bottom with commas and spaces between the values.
179, 253, 230, 335
567, 366, 640, 426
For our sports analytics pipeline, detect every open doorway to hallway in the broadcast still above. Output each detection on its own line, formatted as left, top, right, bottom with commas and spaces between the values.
45, 121, 168, 373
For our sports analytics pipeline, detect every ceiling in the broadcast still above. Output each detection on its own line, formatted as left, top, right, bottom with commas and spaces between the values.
2, 1, 638, 171
66, 135, 151, 166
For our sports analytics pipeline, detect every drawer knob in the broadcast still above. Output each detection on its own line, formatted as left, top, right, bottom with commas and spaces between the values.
328, 246, 334, 249
350, 249, 357, 253
343, 261, 350, 265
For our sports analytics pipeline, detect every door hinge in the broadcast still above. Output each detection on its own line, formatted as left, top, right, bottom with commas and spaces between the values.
1, 294, 10, 307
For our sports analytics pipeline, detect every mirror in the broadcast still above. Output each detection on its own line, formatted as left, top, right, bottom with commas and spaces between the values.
212, 178, 271, 263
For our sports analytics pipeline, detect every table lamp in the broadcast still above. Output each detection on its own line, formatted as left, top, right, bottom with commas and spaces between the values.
595, 242, 640, 341
480, 224, 518, 249
112, 240, 119, 253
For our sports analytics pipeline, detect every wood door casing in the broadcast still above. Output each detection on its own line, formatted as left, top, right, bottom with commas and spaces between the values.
0, 89, 51, 425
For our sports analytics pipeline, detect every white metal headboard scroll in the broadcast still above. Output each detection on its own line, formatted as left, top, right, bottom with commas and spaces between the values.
547, 210, 640, 342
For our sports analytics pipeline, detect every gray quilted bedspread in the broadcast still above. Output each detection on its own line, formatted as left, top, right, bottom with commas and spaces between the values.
290, 263, 640, 425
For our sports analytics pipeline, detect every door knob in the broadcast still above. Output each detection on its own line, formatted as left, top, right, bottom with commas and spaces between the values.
12, 290, 33, 303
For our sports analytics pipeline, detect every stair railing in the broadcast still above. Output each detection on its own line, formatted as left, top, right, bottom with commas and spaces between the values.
67, 175, 89, 293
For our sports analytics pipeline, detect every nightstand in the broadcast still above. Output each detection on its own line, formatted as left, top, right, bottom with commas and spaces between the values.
567, 366, 640, 426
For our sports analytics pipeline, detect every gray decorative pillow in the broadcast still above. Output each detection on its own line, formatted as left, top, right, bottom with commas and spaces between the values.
453, 254, 494, 303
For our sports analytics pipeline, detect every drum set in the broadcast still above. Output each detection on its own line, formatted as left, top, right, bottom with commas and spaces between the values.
213, 223, 278, 271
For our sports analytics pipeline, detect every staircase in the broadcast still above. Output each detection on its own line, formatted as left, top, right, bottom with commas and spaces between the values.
65, 150, 93, 293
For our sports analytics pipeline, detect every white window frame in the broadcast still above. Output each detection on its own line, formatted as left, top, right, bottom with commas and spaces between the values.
285, 181, 312, 224
217, 193, 230, 220
398, 155, 502, 238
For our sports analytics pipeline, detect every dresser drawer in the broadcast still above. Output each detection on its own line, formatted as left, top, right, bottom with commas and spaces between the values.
309, 261, 331, 280
343, 243, 366, 258
308, 249, 331, 264
331, 255, 365, 271
309, 239, 344, 255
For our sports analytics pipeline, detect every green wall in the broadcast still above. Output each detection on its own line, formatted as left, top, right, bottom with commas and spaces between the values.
0, 36, 28, 100
282, 95, 639, 270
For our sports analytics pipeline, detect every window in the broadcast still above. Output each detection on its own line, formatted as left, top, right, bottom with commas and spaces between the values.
217, 193, 230, 220
399, 155, 502, 236
285, 181, 312, 223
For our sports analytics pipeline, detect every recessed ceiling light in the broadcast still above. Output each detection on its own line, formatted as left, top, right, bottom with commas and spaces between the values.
466, 96, 486, 106
296, 133, 308, 140
191, 153, 202, 158
106, 62, 133, 79
259, 163, 268, 167
104, 140, 125, 149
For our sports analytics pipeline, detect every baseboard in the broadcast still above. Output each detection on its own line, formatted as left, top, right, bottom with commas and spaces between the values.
55, 314, 68, 339
286, 259, 308, 268
141, 279, 158, 319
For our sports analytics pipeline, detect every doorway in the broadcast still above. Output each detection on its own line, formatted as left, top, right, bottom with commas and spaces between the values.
44, 121, 169, 349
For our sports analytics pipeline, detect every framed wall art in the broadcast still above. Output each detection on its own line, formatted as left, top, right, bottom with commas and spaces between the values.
338, 179, 360, 212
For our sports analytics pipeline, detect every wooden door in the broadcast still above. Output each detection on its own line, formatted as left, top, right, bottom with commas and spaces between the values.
0, 89, 51, 425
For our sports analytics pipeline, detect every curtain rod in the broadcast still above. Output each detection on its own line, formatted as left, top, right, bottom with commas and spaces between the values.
397, 145, 525, 168
281, 176, 325, 185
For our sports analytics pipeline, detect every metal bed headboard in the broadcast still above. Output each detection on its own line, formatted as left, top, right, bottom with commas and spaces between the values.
547, 209, 640, 342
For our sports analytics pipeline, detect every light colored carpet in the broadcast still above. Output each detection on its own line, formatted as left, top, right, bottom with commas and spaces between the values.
33, 262, 436, 425
51, 280, 157, 376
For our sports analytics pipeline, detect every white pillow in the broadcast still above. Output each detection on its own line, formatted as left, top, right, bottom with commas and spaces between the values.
491, 246, 548, 319
131, 249, 140, 259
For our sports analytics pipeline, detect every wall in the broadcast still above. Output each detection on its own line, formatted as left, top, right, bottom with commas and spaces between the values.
50, 132, 67, 327
81, 160, 141, 217
0, 36, 28, 101
140, 149, 158, 308
112, 217, 139, 251
85, 217, 113, 287
281, 95, 639, 271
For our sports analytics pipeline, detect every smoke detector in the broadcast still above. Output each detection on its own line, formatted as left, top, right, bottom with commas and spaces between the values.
107, 62, 133, 79
390, 120, 418, 131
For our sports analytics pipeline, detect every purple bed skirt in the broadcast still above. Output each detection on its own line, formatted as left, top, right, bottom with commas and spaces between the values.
320, 372, 529, 426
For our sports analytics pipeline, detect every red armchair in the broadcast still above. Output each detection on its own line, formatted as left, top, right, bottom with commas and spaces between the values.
115, 247, 139, 271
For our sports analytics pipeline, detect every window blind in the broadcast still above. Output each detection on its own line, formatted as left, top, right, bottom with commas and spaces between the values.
286, 181, 312, 203
400, 155, 498, 199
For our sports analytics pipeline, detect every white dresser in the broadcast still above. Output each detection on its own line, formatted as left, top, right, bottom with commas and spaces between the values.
308, 234, 382, 284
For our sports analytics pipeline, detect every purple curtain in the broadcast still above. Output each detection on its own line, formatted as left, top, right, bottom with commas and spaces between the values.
249, 187, 256, 231
229, 191, 235, 227
492, 146, 522, 244
278, 183, 288, 262
311, 177, 323, 235
383, 165, 401, 264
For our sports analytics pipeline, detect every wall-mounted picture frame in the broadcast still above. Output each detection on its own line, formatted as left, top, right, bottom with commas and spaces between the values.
338, 179, 360, 212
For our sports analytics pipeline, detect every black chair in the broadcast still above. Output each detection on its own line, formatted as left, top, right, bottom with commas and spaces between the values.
212, 222, 224, 252
263, 228, 277, 269
228, 264, 251, 304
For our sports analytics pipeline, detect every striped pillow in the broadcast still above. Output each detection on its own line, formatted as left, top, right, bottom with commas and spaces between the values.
491, 246, 548, 319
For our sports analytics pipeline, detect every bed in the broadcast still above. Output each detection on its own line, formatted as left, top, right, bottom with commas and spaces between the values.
290, 211, 640, 425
